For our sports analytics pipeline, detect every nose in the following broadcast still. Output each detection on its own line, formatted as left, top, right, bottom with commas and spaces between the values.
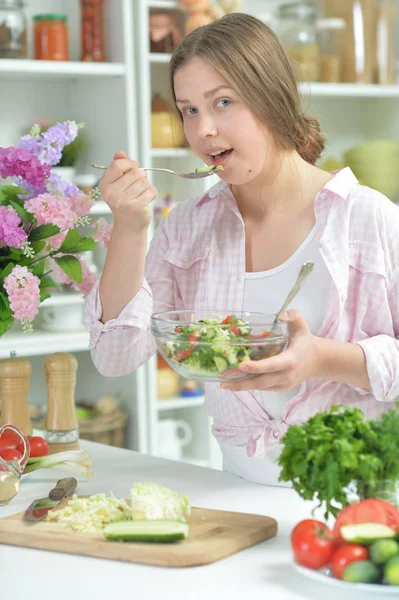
197, 112, 218, 138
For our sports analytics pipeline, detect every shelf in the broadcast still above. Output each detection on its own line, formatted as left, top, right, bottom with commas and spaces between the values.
151, 148, 192, 157
0, 59, 126, 81
149, 0, 180, 8
157, 395, 205, 411
41, 294, 84, 308
90, 201, 111, 215
300, 82, 399, 98
150, 53, 172, 64
0, 329, 90, 358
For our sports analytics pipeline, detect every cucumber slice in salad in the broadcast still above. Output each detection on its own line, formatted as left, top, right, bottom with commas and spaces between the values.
195, 165, 224, 173
340, 522, 397, 544
103, 520, 189, 543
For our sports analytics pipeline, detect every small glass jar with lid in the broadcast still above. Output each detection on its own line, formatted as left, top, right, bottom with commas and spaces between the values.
277, 2, 320, 82
317, 18, 345, 83
0, 0, 27, 58
33, 14, 69, 61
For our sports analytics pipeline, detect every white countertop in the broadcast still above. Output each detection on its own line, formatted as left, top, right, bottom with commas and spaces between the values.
1, 441, 368, 600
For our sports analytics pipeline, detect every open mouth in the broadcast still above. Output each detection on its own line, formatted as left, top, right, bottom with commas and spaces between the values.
208, 149, 233, 166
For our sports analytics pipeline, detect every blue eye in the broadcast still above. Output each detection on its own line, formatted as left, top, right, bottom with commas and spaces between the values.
217, 99, 231, 108
184, 107, 198, 116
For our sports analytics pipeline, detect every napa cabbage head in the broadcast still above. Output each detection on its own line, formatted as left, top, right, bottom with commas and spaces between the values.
130, 482, 191, 522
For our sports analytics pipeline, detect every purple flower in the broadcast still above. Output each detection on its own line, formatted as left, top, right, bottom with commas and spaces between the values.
0, 147, 50, 188
18, 121, 79, 167
0, 205, 28, 248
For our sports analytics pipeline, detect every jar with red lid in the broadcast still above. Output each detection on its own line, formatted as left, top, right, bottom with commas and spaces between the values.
33, 13, 69, 61
81, 0, 105, 62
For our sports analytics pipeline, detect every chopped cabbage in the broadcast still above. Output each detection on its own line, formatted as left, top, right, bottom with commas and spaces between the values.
45, 493, 132, 533
130, 483, 191, 522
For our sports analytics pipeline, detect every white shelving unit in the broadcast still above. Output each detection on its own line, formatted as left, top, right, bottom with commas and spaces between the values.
135, 0, 219, 469
1, 0, 398, 472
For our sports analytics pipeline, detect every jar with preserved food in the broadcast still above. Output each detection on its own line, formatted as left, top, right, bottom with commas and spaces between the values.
34, 14, 69, 61
0, 0, 27, 59
317, 18, 345, 83
81, 0, 105, 62
278, 2, 321, 82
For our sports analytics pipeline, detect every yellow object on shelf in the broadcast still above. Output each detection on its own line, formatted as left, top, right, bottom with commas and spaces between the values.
151, 112, 186, 149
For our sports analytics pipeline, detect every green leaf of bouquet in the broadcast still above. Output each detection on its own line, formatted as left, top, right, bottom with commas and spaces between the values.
0, 291, 11, 319
59, 228, 96, 253
54, 255, 82, 284
40, 291, 51, 303
39, 277, 58, 290
31, 240, 46, 254
30, 260, 45, 277
29, 224, 60, 242
0, 315, 14, 336
0, 185, 28, 196
0, 263, 15, 280
9, 199, 30, 226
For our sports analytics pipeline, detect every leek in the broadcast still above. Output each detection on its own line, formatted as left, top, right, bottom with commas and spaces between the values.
23, 450, 93, 478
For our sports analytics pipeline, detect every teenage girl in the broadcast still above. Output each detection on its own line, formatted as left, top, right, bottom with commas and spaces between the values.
84, 13, 399, 486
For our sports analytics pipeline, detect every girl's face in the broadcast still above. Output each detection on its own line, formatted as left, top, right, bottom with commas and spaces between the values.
174, 58, 275, 185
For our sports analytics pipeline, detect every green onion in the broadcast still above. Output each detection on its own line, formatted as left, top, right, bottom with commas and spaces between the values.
23, 450, 93, 478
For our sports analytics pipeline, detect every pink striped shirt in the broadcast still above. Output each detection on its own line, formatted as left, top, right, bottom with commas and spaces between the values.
84, 167, 399, 457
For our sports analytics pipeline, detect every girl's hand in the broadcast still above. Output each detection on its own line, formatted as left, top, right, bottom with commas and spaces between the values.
99, 151, 157, 235
220, 310, 320, 392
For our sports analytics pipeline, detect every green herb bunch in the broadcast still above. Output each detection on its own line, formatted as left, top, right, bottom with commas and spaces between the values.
278, 404, 399, 519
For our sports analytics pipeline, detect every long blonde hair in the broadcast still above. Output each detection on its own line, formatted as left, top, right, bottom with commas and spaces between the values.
169, 13, 325, 165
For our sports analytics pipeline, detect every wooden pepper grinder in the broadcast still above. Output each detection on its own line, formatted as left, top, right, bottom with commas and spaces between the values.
44, 353, 79, 453
0, 356, 33, 436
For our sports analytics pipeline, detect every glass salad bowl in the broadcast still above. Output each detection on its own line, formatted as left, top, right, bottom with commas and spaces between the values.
151, 310, 290, 383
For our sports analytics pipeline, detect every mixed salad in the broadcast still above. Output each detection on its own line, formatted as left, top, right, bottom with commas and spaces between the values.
161, 314, 286, 377
195, 165, 224, 173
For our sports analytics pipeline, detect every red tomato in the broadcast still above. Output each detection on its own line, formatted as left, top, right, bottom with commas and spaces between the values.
291, 519, 327, 543
331, 544, 369, 579
1, 448, 22, 461
222, 316, 235, 324
231, 327, 241, 336
0, 430, 21, 453
188, 332, 200, 344
248, 331, 272, 339
292, 521, 336, 570
16, 436, 30, 456
333, 498, 399, 538
172, 348, 194, 361
28, 436, 49, 458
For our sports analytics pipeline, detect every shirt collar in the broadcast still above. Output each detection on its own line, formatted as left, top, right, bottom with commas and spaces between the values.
321, 167, 359, 200
194, 167, 359, 209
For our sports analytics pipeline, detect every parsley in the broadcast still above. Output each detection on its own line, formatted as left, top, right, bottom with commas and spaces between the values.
277, 404, 399, 519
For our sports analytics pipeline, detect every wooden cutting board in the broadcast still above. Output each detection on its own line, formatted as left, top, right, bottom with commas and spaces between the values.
0, 497, 277, 567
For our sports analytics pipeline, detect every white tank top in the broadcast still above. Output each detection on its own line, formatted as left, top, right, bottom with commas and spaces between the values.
243, 226, 332, 419
220, 226, 333, 486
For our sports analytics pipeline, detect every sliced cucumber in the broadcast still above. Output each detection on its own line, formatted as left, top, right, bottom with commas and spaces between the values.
340, 522, 396, 544
103, 520, 189, 543
214, 355, 228, 373
195, 165, 224, 172
203, 327, 217, 340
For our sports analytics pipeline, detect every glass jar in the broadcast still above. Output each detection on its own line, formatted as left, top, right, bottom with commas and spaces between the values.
278, 2, 321, 82
81, 0, 105, 62
0, 0, 27, 58
346, 480, 399, 508
34, 14, 69, 61
317, 18, 345, 83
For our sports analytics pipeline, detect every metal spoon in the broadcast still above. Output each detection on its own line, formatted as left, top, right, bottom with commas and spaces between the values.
91, 164, 221, 180
273, 261, 314, 324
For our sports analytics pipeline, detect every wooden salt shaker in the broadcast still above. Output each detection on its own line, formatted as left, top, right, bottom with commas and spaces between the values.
44, 353, 79, 453
0, 357, 33, 436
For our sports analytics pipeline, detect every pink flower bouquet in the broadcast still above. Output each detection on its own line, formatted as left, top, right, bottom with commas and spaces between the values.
0, 121, 112, 334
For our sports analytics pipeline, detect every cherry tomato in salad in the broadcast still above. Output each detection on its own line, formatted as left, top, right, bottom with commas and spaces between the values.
292, 520, 336, 570
0, 448, 22, 461
222, 315, 235, 325
248, 331, 271, 339
331, 544, 369, 579
230, 326, 241, 336
172, 348, 194, 361
27, 436, 49, 458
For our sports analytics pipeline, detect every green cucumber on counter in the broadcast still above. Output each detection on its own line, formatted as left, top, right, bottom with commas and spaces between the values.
340, 523, 397, 545
195, 165, 224, 172
103, 520, 189, 543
